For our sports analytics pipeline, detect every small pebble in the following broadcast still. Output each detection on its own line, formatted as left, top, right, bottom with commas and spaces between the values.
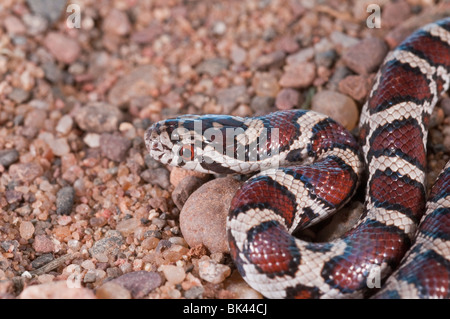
111, 271, 162, 298
19, 221, 35, 240
172, 176, 205, 210
381, 0, 411, 28
230, 45, 246, 65
169, 167, 209, 187
253, 51, 286, 70
83, 133, 101, 148
5, 190, 23, 204
215, 86, 249, 114
275, 88, 301, 110
338, 75, 371, 102
74, 103, 123, 133
107, 65, 161, 106
224, 271, 263, 299
56, 186, 75, 215
26, 0, 67, 23
141, 168, 170, 189
89, 230, 124, 261
279, 62, 315, 88
116, 218, 140, 237
31, 253, 54, 269
250, 96, 275, 114
81, 260, 96, 270
100, 134, 132, 162
198, 259, 231, 284
9, 163, 43, 183
56, 115, 73, 135
3, 15, 26, 35
285, 47, 315, 65
195, 58, 230, 77
44, 32, 81, 64
83, 270, 97, 283
252, 72, 280, 97
33, 235, 55, 253
162, 265, 186, 284
103, 9, 131, 36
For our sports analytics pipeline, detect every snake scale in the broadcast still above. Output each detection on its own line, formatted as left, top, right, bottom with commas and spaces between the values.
145, 18, 450, 298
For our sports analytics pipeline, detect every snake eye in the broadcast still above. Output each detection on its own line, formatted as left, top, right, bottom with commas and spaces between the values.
179, 144, 195, 161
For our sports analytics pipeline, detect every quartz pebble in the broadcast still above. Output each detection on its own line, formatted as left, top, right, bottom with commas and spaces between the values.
56, 115, 73, 135
19, 221, 35, 240
198, 259, 231, 284
275, 88, 301, 110
162, 265, 186, 284
100, 134, 132, 162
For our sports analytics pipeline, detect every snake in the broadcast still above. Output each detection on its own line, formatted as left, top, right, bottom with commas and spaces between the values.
144, 18, 450, 298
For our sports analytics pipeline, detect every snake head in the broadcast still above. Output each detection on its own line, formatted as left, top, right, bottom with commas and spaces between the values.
145, 118, 192, 167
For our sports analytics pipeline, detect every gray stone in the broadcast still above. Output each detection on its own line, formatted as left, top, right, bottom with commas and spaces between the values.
0, 149, 19, 168
26, 0, 68, 23
56, 186, 75, 215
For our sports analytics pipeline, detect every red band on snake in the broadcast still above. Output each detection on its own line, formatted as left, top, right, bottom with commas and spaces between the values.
145, 18, 450, 298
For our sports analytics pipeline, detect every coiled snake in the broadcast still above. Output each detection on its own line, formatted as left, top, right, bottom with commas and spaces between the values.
145, 18, 450, 298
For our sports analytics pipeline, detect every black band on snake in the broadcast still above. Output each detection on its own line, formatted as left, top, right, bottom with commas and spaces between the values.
145, 18, 450, 299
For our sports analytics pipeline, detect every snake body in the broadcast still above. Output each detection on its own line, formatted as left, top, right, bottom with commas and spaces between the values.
145, 18, 450, 298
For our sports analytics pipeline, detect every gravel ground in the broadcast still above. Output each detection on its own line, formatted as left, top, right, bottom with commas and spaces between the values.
0, 0, 450, 299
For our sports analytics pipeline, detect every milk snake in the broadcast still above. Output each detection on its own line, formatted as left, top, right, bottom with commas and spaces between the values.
145, 18, 450, 298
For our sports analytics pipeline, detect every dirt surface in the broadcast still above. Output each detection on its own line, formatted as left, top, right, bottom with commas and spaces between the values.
0, 0, 450, 299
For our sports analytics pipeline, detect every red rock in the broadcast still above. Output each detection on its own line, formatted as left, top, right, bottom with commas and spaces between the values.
3, 16, 26, 35
381, 1, 411, 28
100, 134, 131, 162
111, 271, 162, 298
338, 75, 371, 102
279, 62, 315, 88
33, 235, 55, 253
103, 9, 131, 36
275, 88, 301, 110
342, 38, 388, 75
44, 32, 81, 64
